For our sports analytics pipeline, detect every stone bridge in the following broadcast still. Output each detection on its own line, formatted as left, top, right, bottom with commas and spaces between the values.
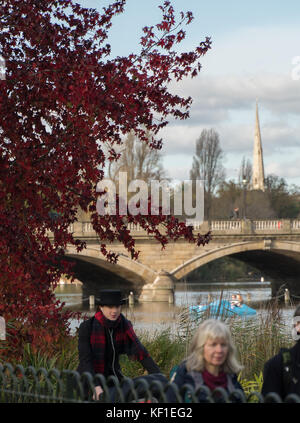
62, 218, 300, 302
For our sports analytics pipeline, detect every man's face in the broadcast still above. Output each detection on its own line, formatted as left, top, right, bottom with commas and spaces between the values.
100, 305, 121, 321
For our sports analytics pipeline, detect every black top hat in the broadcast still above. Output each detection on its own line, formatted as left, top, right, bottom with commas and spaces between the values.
97, 290, 125, 306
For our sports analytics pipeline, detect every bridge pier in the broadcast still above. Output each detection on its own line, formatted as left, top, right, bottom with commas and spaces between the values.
139, 270, 175, 303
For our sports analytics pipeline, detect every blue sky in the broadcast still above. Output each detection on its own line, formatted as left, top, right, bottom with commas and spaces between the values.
79, 0, 300, 187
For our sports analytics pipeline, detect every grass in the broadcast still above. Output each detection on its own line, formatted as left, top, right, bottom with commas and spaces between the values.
119, 328, 187, 378
238, 372, 263, 397
18, 337, 79, 373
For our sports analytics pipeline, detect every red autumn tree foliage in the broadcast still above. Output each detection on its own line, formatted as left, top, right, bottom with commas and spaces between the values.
0, 0, 211, 357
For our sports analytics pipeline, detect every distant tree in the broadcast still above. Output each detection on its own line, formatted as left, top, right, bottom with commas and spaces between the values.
265, 174, 287, 193
190, 129, 225, 219
108, 130, 167, 185
244, 190, 274, 219
289, 184, 300, 196
265, 174, 300, 218
212, 179, 274, 220
211, 172, 300, 220
211, 180, 241, 219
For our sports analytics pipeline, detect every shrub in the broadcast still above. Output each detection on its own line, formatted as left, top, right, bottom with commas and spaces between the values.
120, 329, 187, 378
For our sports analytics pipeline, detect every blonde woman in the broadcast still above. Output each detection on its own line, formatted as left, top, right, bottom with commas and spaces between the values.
168, 319, 244, 402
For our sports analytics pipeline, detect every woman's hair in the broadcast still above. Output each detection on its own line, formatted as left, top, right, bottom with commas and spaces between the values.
185, 319, 243, 374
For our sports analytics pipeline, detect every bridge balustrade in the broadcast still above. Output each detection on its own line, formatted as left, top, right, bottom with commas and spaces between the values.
60, 219, 300, 236
210, 220, 241, 231
253, 220, 282, 230
127, 222, 143, 231
292, 220, 300, 230
82, 222, 93, 232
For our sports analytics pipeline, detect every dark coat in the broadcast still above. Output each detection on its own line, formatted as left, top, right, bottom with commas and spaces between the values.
166, 362, 244, 403
77, 317, 160, 382
261, 339, 300, 399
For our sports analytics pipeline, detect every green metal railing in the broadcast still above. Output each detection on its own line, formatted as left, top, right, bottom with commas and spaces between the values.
1, 363, 300, 403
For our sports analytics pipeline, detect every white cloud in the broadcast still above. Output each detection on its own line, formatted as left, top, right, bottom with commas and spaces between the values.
168, 73, 300, 122
159, 70, 300, 185
200, 25, 300, 77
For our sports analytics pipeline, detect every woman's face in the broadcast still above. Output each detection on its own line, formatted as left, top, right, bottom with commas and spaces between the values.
100, 305, 121, 321
203, 337, 229, 373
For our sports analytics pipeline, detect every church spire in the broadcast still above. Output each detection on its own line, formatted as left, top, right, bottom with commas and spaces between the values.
252, 100, 265, 191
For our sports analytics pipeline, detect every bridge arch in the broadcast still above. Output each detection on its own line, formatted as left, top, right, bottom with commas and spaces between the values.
65, 245, 158, 288
171, 239, 300, 283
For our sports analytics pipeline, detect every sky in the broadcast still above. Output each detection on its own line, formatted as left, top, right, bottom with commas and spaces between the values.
78, 0, 300, 187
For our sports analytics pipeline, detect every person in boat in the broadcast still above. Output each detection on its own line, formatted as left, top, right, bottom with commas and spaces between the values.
230, 294, 243, 308
236, 294, 243, 307
261, 305, 300, 399
77, 289, 161, 400
230, 294, 239, 308
167, 319, 244, 402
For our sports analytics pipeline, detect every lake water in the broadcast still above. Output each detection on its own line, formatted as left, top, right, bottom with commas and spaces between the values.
54, 281, 298, 335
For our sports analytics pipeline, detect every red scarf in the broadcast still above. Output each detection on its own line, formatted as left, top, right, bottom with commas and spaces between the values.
202, 369, 227, 391
90, 311, 148, 374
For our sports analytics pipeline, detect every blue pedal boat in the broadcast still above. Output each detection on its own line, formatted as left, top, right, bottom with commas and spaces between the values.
189, 299, 257, 319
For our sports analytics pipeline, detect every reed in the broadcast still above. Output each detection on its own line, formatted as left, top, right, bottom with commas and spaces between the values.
230, 301, 293, 380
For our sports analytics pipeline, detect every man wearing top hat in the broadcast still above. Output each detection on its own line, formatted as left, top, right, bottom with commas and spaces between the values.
77, 289, 161, 399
